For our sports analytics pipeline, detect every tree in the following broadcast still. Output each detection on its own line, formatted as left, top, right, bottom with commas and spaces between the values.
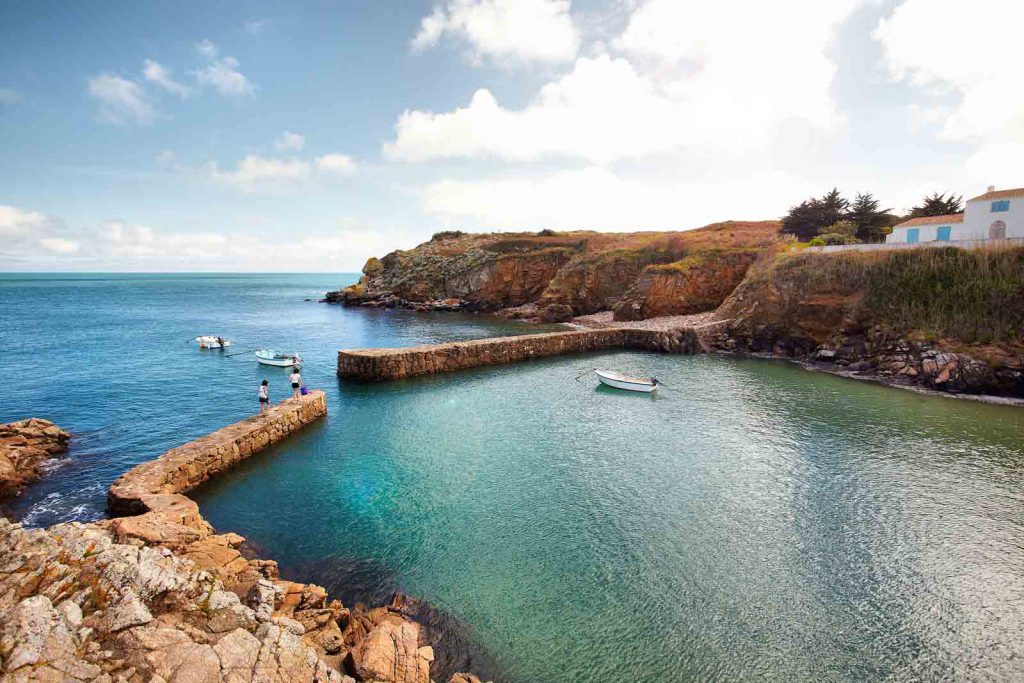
847, 192, 899, 242
818, 188, 849, 227
781, 200, 823, 241
781, 188, 850, 241
908, 192, 964, 218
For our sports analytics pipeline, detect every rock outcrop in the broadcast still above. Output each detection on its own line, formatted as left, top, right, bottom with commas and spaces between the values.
710, 246, 1024, 397
612, 248, 762, 321
1, 408, 488, 683
328, 222, 781, 322
0, 419, 70, 501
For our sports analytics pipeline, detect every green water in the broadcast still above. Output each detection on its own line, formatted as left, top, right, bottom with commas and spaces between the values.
194, 351, 1024, 682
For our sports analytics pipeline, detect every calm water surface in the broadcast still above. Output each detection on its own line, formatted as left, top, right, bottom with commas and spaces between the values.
3, 273, 1024, 682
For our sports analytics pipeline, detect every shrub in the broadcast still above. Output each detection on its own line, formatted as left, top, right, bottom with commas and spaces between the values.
536, 228, 558, 237
808, 237, 826, 246
431, 230, 465, 241
820, 220, 858, 237
817, 233, 860, 245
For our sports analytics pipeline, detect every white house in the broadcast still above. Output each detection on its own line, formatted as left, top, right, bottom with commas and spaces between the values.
887, 186, 1024, 244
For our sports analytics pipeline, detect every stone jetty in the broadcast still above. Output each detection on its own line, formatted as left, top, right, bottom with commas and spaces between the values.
338, 327, 702, 381
1, 394, 488, 683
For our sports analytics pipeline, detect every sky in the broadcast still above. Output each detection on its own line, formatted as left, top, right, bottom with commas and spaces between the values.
1, 0, 1021, 272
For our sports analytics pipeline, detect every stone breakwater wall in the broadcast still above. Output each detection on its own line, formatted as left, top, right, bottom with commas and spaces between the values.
108, 390, 327, 515
338, 328, 702, 381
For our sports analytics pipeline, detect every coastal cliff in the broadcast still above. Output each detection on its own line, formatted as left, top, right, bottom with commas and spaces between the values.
710, 246, 1024, 397
327, 222, 781, 322
331, 223, 1024, 399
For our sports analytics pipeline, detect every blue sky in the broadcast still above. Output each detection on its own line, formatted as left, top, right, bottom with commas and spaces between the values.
1, 0, 1020, 271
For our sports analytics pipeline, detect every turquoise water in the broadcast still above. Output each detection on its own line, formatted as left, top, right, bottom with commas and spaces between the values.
4, 274, 1024, 681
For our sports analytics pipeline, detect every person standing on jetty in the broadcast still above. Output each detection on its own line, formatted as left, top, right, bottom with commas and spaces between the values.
289, 367, 302, 400
258, 379, 269, 414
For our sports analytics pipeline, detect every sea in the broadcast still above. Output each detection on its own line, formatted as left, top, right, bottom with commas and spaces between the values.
2, 272, 1023, 682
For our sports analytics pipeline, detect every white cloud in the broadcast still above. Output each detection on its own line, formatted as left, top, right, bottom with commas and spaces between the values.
0, 87, 21, 105
142, 59, 192, 97
275, 130, 306, 151
194, 39, 219, 60
420, 166, 807, 230
0, 205, 49, 238
874, 0, 1024, 187
209, 151, 357, 189
391, 1, 857, 165
155, 150, 176, 166
87, 74, 155, 125
39, 237, 80, 254
411, 0, 580, 66
209, 155, 312, 189
193, 40, 254, 95
244, 18, 271, 36
315, 153, 357, 175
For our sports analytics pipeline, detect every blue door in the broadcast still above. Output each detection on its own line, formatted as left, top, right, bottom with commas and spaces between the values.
907, 228, 920, 243
936, 225, 951, 241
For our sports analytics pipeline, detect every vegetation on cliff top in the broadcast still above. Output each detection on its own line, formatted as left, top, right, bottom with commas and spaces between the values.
736, 245, 1024, 344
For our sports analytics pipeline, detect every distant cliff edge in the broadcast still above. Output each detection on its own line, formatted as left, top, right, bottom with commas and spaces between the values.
325, 222, 782, 322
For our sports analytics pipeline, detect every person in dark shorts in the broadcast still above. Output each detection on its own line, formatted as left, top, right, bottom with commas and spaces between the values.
289, 368, 302, 400
258, 379, 269, 414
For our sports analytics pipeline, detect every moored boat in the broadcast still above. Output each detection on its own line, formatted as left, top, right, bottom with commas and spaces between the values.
595, 369, 659, 393
255, 349, 302, 368
194, 335, 231, 349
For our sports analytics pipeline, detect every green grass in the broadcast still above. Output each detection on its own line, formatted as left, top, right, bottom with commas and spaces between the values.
763, 246, 1024, 343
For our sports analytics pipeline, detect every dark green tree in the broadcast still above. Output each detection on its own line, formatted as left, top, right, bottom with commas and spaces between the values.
818, 188, 849, 227
781, 188, 849, 241
908, 192, 964, 218
847, 192, 899, 242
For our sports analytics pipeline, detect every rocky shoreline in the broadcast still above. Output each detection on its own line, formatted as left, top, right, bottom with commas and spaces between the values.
0, 418, 71, 504
0, 398, 488, 683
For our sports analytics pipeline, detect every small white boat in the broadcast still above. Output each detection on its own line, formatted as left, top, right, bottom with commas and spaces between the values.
194, 335, 231, 349
595, 369, 659, 393
255, 349, 302, 368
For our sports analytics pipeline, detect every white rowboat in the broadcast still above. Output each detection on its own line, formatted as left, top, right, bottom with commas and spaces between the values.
255, 349, 302, 368
595, 369, 658, 393
194, 335, 231, 349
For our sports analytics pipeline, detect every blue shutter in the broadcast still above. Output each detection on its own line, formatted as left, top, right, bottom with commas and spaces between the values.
992, 200, 1010, 212
907, 228, 919, 243
937, 226, 951, 241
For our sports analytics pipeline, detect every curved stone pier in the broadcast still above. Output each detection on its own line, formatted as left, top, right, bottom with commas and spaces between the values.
109, 390, 327, 515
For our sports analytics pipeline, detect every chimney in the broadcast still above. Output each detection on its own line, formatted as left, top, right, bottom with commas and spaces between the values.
987, 185, 996, 193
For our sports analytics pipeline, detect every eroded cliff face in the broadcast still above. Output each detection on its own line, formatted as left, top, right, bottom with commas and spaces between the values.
612, 249, 762, 321
710, 247, 1024, 397
328, 222, 781, 321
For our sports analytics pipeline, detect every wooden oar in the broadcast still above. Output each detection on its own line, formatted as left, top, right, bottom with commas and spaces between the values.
225, 349, 255, 358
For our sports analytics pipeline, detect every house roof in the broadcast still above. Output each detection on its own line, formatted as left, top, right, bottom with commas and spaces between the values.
894, 214, 964, 229
967, 187, 1024, 202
